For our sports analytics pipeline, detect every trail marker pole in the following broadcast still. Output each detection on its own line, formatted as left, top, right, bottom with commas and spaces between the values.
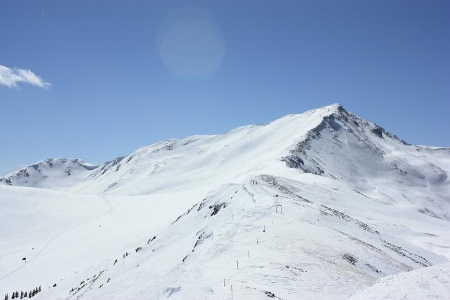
276, 204, 283, 213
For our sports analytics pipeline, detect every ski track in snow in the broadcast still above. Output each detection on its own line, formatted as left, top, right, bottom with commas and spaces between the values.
102, 196, 128, 226
0, 195, 127, 282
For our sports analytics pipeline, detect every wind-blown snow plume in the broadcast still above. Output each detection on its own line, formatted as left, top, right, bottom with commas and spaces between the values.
0, 65, 52, 89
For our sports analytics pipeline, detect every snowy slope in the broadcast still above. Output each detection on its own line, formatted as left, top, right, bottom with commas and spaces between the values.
1, 104, 349, 195
66, 177, 447, 300
348, 263, 450, 300
0, 185, 204, 299
1, 104, 450, 300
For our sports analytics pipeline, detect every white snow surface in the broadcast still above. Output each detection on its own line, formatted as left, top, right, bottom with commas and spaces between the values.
348, 263, 450, 300
1, 104, 450, 300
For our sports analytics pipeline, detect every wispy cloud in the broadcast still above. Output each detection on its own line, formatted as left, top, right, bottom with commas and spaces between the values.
0, 65, 52, 89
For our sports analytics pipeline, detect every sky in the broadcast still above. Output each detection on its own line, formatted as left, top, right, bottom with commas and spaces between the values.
1, 0, 449, 176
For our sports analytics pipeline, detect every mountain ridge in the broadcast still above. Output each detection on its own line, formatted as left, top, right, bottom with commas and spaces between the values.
1, 103, 450, 299
1, 103, 344, 191
2, 103, 448, 196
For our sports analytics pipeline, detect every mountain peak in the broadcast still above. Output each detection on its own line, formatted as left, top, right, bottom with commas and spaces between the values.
0, 158, 98, 188
1, 104, 450, 300
0, 103, 445, 196
323, 102, 343, 111
308, 103, 345, 116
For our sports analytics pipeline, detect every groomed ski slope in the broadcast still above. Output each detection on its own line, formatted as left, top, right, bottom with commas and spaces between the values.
1, 104, 449, 299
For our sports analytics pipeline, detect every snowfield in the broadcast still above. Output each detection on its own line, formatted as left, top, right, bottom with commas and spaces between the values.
1, 104, 449, 299
348, 263, 450, 300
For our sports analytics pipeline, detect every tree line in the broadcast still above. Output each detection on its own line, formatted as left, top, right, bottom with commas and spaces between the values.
4, 286, 41, 300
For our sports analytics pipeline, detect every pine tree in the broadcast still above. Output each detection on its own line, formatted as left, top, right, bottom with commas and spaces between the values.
11, 292, 14, 300
19, 291, 23, 299
4, 293, 9, 300
38, 286, 41, 293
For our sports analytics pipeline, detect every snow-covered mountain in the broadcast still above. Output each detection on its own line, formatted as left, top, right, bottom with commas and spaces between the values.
1, 104, 449, 300
0, 158, 98, 189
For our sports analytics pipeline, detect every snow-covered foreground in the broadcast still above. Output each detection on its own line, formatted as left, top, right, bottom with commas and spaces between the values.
1, 104, 449, 299
348, 263, 450, 300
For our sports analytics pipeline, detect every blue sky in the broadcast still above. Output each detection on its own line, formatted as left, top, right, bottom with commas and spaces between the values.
1, 0, 449, 176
